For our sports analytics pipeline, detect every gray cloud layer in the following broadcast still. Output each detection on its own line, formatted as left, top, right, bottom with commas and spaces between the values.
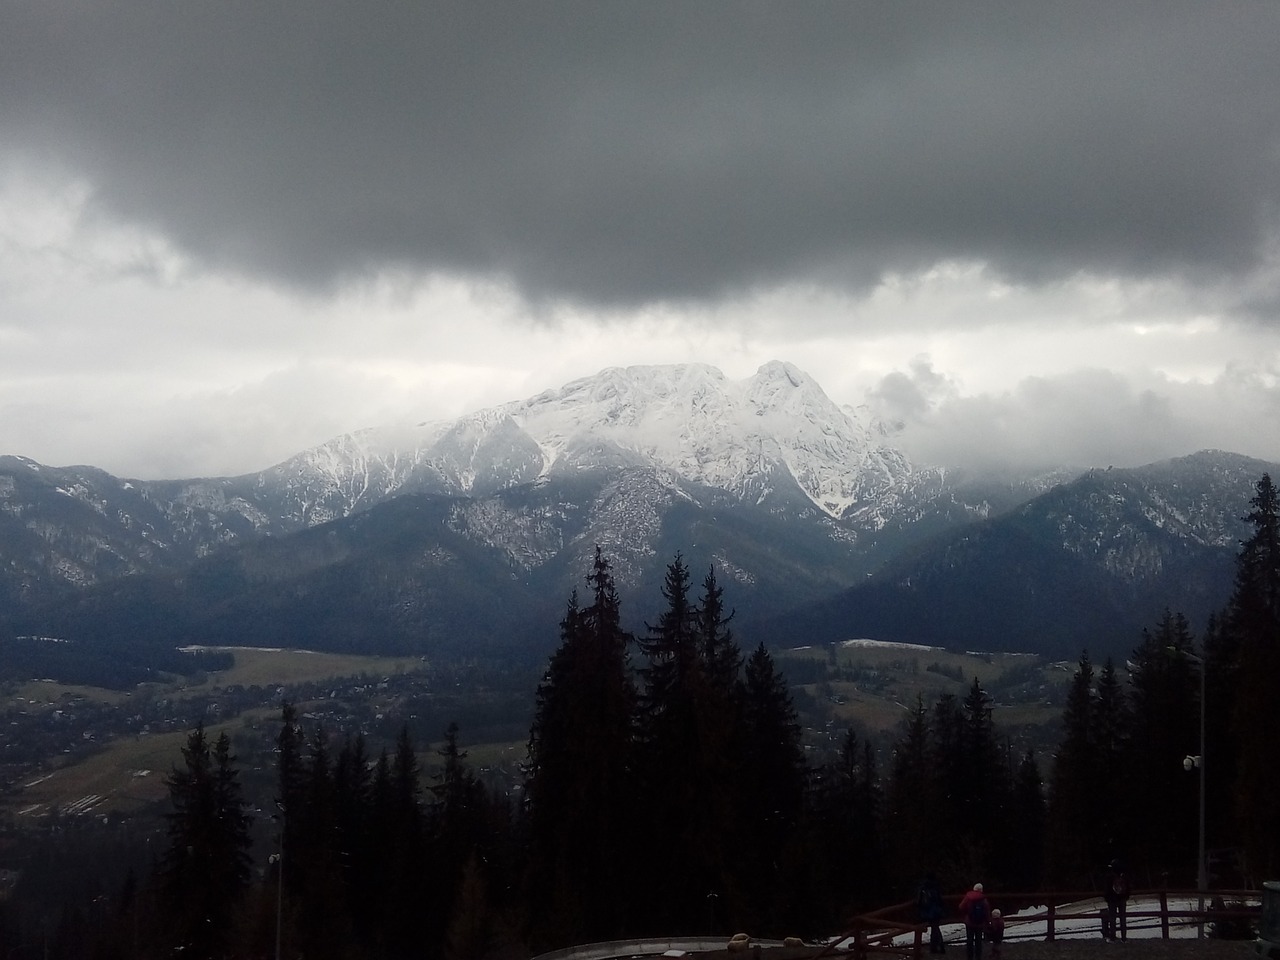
4, 2, 1278, 308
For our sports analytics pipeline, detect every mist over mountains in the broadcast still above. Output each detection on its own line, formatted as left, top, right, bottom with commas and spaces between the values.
0, 361, 1271, 679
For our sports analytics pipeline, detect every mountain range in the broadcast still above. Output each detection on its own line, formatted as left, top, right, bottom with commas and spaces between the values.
1, 361, 1272, 682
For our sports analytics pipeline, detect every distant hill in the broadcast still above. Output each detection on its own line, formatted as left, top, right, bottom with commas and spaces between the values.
753, 451, 1270, 659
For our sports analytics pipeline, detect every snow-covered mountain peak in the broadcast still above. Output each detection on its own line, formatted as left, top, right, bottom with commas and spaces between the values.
260, 361, 915, 520
500, 361, 912, 516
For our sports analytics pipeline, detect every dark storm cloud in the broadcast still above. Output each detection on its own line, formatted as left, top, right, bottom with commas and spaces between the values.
3, 2, 1278, 307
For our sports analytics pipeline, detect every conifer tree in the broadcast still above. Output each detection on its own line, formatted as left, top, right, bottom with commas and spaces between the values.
1047, 653, 1097, 883
427, 722, 490, 958
1092, 657, 1128, 853
928, 692, 966, 865
333, 734, 377, 946
1006, 751, 1046, 892
689, 566, 744, 922
445, 852, 494, 960
524, 549, 636, 947
960, 678, 1003, 831
275, 702, 307, 875
635, 555, 720, 932
809, 728, 884, 912
293, 726, 353, 960
158, 724, 252, 960
1227, 474, 1280, 876
365, 746, 395, 952
885, 696, 934, 888
385, 725, 427, 958
734, 643, 805, 929
696, 565, 741, 694
1125, 611, 1199, 881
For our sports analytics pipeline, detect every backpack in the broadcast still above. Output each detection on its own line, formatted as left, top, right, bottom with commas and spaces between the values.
968, 897, 988, 926
1112, 873, 1130, 899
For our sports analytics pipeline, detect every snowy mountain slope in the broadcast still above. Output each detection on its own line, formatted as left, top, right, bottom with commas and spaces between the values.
262, 361, 916, 522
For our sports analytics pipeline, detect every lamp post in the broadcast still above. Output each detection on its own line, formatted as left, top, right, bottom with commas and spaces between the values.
1186, 651, 1207, 899
272, 801, 286, 960
1168, 646, 1207, 935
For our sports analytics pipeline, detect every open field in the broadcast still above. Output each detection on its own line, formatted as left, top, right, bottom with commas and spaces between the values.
10, 713, 271, 819
174, 646, 429, 693
13, 680, 136, 707
3, 648, 434, 821
778, 640, 1069, 744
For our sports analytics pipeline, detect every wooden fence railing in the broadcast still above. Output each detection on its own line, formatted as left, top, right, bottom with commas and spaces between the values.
831, 889, 1262, 960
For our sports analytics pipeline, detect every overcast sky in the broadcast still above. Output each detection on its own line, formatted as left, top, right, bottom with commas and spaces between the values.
2, 2, 1278, 479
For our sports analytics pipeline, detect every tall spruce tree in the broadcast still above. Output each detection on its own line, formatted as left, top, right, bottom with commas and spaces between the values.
734, 643, 805, 931
1047, 653, 1098, 883
383, 725, 427, 958
1006, 751, 1046, 892
333, 734, 377, 947
1227, 474, 1280, 877
928, 692, 967, 870
1200, 612, 1240, 864
635, 555, 725, 933
960, 679, 1003, 834
1125, 611, 1199, 883
689, 566, 744, 928
696, 565, 741, 694
294, 726, 353, 960
885, 696, 935, 889
158, 724, 252, 960
524, 549, 636, 947
1092, 657, 1129, 855
275, 702, 307, 877
812, 728, 883, 912
427, 722, 491, 958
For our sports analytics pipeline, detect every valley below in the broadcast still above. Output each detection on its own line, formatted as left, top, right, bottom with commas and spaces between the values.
1, 639, 1071, 827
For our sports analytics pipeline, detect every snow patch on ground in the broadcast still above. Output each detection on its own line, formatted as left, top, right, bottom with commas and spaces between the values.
840, 638, 942, 652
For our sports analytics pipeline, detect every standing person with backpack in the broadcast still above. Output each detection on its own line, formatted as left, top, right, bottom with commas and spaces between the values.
918, 873, 946, 954
957, 883, 989, 960
1103, 860, 1131, 941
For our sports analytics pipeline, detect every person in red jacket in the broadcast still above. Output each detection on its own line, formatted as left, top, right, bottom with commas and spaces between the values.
957, 883, 990, 960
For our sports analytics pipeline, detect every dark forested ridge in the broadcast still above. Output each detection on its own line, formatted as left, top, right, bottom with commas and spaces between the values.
0, 475, 1276, 960
757, 459, 1258, 658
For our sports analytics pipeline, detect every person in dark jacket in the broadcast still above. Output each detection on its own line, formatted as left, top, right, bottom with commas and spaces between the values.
918, 873, 946, 953
1102, 859, 1131, 940
986, 909, 1005, 960
957, 883, 989, 960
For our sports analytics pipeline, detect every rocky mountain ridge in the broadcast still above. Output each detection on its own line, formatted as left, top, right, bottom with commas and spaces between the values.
1, 362, 1273, 667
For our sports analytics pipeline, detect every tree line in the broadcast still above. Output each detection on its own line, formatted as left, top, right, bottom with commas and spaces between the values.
1048, 473, 1280, 888
7, 475, 1277, 960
